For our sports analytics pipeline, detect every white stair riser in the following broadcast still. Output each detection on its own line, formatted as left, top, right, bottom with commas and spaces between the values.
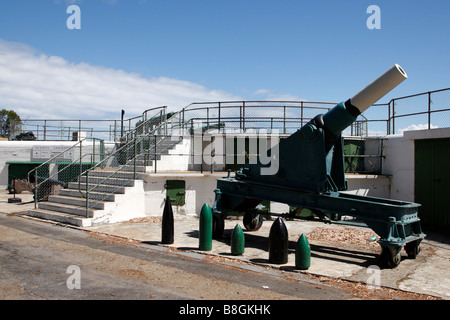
78, 176, 135, 187
48, 195, 105, 210
58, 189, 116, 202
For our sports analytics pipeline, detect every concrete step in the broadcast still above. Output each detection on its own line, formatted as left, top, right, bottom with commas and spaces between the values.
28, 209, 92, 227
68, 182, 126, 194
89, 170, 144, 180
38, 202, 95, 218
121, 165, 146, 172
48, 195, 107, 210
78, 176, 135, 187
59, 188, 116, 202
118, 160, 146, 167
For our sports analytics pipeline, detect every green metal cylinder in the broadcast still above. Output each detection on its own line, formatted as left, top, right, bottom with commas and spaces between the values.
161, 196, 174, 245
295, 234, 311, 270
199, 203, 213, 251
230, 224, 245, 255
322, 101, 357, 136
268, 217, 289, 264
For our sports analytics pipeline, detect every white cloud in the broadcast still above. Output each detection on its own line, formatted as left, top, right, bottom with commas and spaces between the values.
0, 39, 240, 120
397, 123, 438, 134
252, 88, 305, 101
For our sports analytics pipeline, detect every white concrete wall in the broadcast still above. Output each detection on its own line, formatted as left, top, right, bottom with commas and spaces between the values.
141, 173, 392, 217
381, 135, 415, 202
0, 140, 115, 189
146, 138, 191, 172
0, 141, 75, 189
142, 173, 219, 217
343, 174, 391, 198
92, 180, 146, 225
381, 127, 450, 202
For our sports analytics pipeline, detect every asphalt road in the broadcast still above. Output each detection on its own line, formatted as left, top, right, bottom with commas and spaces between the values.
0, 212, 352, 303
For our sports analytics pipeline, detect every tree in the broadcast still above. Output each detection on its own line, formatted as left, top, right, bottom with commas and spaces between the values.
0, 109, 21, 138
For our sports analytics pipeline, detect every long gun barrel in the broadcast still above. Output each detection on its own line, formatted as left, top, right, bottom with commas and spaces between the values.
236, 64, 409, 192
213, 64, 425, 268
318, 64, 407, 147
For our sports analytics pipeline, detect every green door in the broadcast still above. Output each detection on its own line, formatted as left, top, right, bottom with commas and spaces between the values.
7, 162, 49, 189
415, 138, 450, 230
165, 180, 185, 206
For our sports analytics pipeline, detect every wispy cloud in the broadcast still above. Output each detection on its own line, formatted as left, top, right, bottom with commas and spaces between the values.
252, 88, 305, 101
397, 123, 438, 134
0, 39, 240, 120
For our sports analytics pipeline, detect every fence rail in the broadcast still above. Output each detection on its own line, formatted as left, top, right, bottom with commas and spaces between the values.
9, 106, 168, 142
388, 88, 450, 134
28, 137, 106, 208
9, 88, 450, 141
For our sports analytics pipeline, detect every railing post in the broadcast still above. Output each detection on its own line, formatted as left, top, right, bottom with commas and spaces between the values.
242, 101, 246, 132
85, 170, 89, 218
133, 136, 137, 180
210, 135, 214, 174
154, 135, 157, 173
33, 168, 38, 209
428, 91, 432, 130
80, 138, 84, 172
392, 99, 396, 135
300, 101, 304, 127
218, 102, 221, 133
93, 138, 96, 165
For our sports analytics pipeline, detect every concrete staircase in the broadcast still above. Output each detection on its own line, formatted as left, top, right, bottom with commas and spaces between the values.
27, 136, 186, 227
27, 165, 146, 227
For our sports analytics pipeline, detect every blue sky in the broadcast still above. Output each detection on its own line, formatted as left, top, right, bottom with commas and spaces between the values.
0, 0, 449, 121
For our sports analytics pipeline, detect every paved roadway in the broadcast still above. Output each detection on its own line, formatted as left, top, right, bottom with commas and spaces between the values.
0, 212, 351, 303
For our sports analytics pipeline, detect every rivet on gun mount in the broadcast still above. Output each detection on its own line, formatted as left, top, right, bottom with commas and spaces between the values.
210, 64, 425, 268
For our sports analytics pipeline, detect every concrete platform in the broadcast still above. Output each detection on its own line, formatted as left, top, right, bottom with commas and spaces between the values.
1, 190, 449, 299
83, 216, 450, 299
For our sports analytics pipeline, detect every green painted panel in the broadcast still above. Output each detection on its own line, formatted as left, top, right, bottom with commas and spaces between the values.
7, 162, 49, 188
434, 139, 450, 228
165, 180, 185, 206
415, 138, 450, 229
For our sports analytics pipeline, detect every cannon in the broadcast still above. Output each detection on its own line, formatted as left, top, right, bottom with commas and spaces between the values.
211, 64, 425, 268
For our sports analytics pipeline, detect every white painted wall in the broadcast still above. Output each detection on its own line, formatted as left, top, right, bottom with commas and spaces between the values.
146, 137, 191, 172
142, 173, 219, 217
381, 135, 415, 201
381, 127, 450, 202
141, 173, 392, 217
92, 180, 146, 225
0, 140, 116, 189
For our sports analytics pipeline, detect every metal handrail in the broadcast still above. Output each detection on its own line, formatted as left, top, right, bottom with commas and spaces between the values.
79, 106, 178, 216
11, 88, 450, 142
27, 137, 105, 209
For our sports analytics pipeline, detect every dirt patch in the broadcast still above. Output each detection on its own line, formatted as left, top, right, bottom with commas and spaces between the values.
311, 275, 441, 300
306, 227, 380, 248
86, 230, 142, 245
118, 269, 149, 280
128, 216, 162, 223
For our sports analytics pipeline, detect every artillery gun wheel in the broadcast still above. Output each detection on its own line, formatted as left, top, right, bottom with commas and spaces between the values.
243, 211, 263, 231
405, 241, 421, 259
381, 246, 401, 268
